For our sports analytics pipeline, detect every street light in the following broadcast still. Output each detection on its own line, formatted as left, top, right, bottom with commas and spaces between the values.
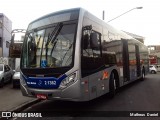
107, 7, 143, 23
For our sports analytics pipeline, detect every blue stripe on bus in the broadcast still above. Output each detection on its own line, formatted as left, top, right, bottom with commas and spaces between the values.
23, 74, 67, 89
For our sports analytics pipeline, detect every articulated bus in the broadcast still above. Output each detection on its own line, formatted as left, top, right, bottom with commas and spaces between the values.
20, 8, 149, 101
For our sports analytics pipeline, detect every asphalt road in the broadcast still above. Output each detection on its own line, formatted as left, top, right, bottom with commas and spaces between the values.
9, 73, 160, 120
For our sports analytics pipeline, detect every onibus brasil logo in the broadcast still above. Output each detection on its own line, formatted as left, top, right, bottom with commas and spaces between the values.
1, 112, 42, 118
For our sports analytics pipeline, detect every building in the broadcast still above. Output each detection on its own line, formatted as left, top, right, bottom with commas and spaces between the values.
0, 13, 12, 57
9, 29, 26, 69
148, 45, 160, 64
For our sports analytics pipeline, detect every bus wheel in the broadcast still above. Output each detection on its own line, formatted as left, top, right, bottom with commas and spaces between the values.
109, 72, 116, 98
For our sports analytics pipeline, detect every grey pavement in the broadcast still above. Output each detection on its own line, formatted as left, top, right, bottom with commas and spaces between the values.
0, 83, 40, 112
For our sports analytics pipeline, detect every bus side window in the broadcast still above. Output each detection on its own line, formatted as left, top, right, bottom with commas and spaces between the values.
81, 30, 101, 57
90, 31, 101, 58
83, 34, 89, 49
105, 53, 117, 65
81, 29, 104, 77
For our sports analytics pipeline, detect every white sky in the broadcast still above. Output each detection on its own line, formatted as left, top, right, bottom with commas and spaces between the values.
0, 0, 160, 45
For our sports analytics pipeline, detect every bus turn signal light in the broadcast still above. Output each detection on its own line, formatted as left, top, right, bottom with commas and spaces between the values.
102, 71, 109, 79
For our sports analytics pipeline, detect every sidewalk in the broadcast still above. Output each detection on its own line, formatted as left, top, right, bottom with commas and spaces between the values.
0, 83, 40, 112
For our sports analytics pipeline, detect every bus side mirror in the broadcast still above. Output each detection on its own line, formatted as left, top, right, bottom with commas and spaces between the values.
83, 34, 89, 49
90, 33, 99, 49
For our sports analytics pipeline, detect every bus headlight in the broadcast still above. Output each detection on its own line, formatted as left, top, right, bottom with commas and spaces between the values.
59, 72, 77, 89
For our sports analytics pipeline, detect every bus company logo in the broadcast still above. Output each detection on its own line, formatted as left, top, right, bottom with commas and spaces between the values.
2, 112, 11, 118
38, 80, 42, 86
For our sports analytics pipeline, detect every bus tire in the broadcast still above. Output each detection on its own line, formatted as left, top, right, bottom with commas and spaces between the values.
109, 72, 116, 98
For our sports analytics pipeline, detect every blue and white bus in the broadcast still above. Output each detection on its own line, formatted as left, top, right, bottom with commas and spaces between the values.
20, 8, 149, 101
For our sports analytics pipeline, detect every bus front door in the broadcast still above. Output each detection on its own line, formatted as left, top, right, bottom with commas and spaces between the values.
122, 39, 130, 82
135, 45, 141, 77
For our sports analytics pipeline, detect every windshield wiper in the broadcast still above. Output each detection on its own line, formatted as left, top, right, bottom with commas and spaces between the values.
45, 33, 50, 61
45, 23, 63, 46
45, 23, 63, 61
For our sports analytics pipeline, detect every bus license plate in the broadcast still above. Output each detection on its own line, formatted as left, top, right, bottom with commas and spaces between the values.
36, 94, 47, 99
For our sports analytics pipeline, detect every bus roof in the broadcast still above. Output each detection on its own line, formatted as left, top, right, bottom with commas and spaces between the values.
28, 8, 144, 45
29, 8, 81, 25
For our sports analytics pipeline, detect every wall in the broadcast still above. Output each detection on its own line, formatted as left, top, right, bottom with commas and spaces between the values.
0, 13, 12, 57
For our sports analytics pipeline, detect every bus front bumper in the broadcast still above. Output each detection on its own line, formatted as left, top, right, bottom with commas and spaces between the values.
20, 80, 82, 101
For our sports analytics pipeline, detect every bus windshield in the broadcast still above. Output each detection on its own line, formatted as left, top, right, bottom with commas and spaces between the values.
21, 23, 76, 68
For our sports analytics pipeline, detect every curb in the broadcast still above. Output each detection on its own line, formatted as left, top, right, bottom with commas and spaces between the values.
9, 98, 41, 112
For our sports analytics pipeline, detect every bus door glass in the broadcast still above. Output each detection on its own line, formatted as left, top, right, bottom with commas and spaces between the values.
122, 39, 130, 82
135, 45, 141, 77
